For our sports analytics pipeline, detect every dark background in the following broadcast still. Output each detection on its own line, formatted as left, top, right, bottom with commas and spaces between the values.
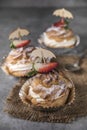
0, 0, 87, 7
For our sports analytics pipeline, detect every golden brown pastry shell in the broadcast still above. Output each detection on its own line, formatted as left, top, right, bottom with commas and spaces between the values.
1, 47, 35, 77
19, 71, 75, 111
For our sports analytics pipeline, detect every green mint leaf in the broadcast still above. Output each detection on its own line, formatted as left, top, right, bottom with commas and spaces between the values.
27, 70, 37, 77
10, 42, 15, 49
64, 19, 70, 29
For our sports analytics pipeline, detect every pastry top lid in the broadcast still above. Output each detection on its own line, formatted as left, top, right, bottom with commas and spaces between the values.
20, 70, 73, 103
30, 70, 73, 89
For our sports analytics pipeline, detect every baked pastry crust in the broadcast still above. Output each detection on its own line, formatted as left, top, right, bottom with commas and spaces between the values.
38, 26, 79, 48
1, 47, 35, 77
19, 70, 75, 109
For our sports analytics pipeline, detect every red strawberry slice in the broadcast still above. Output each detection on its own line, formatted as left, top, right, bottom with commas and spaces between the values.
34, 62, 58, 73
10, 40, 31, 48
53, 19, 65, 27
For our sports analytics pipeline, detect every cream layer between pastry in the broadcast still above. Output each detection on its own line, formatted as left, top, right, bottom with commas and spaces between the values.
29, 83, 67, 102
40, 33, 76, 48
39, 26, 76, 48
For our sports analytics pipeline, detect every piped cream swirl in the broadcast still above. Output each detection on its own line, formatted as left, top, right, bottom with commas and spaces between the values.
39, 26, 76, 48
4, 47, 34, 72
26, 71, 72, 102
29, 84, 66, 102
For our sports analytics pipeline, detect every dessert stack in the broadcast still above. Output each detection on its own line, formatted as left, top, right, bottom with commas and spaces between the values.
1, 28, 38, 77
38, 8, 80, 49
1, 8, 77, 111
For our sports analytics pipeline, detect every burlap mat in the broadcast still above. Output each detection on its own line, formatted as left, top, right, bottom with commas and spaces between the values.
4, 55, 87, 123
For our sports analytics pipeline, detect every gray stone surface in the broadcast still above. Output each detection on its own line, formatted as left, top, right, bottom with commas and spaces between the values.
0, 7, 87, 130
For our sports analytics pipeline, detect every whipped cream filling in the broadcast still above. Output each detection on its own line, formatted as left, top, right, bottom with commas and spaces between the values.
29, 87, 44, 102
46, 26, 66, 35
9, 48, 23, 56
9, 47, 34, 58
4, 47, 35, 72
6, 63, 32, 71
29, 84, 66, 102
40, 33, 76, 48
